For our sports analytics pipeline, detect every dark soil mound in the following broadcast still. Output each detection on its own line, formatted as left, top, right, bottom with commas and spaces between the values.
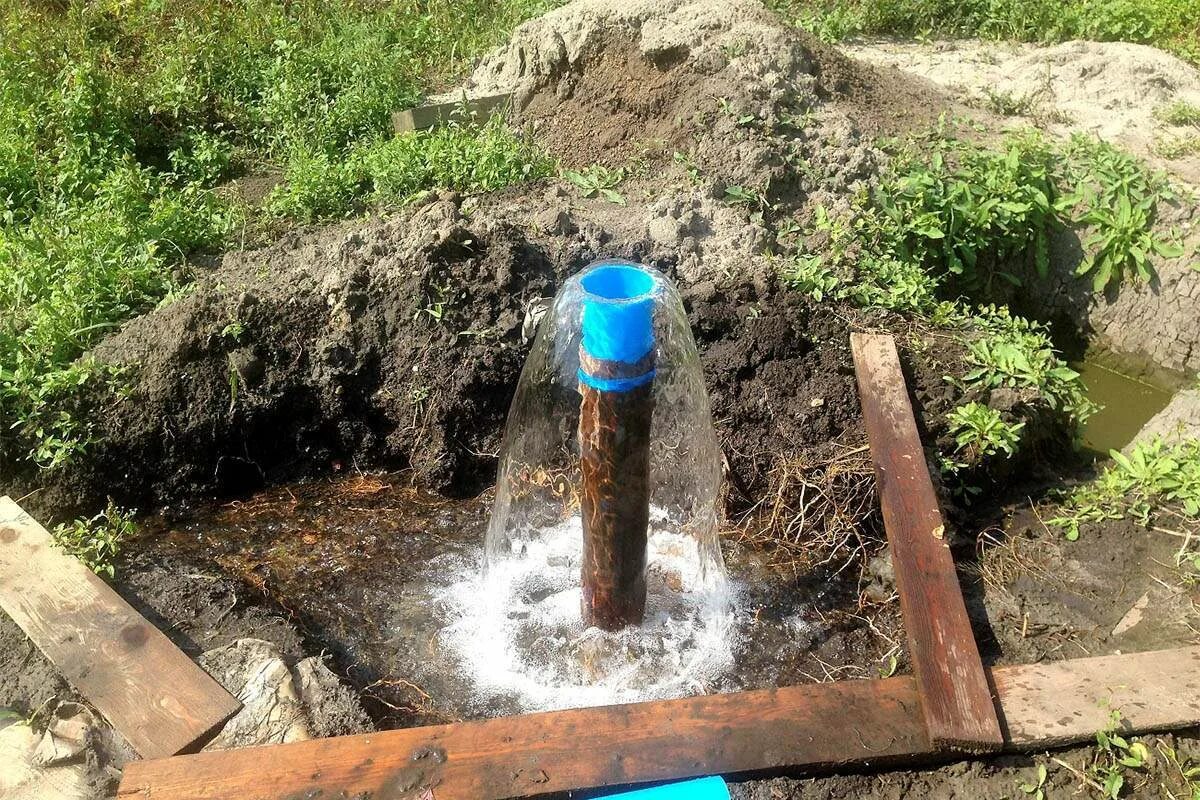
16, 196, 877, 523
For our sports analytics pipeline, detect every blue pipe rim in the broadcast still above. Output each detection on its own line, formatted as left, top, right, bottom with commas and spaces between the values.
578, 261, 658, 369
580, 262, 658, 306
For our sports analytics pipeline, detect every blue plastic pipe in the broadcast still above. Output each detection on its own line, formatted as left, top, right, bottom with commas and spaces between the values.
578, 262, 657, 391
599, 777, 730, 799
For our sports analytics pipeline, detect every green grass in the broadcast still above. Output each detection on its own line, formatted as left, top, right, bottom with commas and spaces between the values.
1157, 100, 1200, 128
0, 0, 556, 471
786, 124, 1185, 302
267, 113, 554, 220
769, 0, 1200, 64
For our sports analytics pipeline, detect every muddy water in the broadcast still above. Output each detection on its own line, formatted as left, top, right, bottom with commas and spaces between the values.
137, 473, 899, 727
1074, 359, 1173, 453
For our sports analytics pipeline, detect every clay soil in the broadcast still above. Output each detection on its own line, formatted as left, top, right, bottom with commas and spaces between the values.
3, 1, 1199, 799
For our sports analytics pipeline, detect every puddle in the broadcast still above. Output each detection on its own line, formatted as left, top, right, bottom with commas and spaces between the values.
1073, 358, 1173, 453
136, 473, 900, 726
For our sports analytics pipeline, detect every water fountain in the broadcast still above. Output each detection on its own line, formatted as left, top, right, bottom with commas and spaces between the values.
439, 260, 735, 710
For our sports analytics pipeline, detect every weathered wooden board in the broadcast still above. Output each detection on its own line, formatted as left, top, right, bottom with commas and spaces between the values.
121, 673, 929, 799
0, 497, 240, 758
392, 93, 514, 133
851, 332, 1005, 752
992, 647, 1200, 745
118, 648, 1200, 800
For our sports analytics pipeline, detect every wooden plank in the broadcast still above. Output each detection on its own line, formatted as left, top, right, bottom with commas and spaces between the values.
117, 647, 1200, 800
992, 647, 1200, 745
392, 93, 514, 134
120, 673, 929, 800
850, 332, 1004, 752
0, 497, 241, 758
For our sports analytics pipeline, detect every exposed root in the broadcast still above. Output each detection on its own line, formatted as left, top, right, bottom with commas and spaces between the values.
359, 676, 459, 723
967, 523, 1057, 593
732, 437, 882, 572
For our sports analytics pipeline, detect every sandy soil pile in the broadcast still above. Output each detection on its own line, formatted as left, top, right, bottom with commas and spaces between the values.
848, 39, 1200, 184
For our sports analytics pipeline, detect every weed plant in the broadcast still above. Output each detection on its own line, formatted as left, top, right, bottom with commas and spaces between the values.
947, 401, 1024, 460
53, 498, 137, 577
563, 165, 628, 205
1050, 437, 1200, 540
0, 0, 554, 470
1157, 100, 1200, 128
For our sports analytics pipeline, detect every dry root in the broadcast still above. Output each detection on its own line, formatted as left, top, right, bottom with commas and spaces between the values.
732, 438, 882, 573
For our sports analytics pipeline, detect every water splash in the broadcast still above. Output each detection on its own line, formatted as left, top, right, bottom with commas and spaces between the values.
438, 511, 737, 711
439, 262, 737, 709
485, 261, 726, 589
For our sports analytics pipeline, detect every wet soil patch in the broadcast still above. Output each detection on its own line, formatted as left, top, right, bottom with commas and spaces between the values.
971, 508, 1200, 665
131, 472, 905, 727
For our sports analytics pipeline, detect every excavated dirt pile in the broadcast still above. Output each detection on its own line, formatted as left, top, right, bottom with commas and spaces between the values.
13, 0, 955, 520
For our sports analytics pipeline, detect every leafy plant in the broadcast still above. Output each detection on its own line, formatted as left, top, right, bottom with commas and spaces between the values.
1058, 135, 1184, 291
1049, 436, 1200, 540
1090, 710, 1151, 798
1156, 739, 1200, 798
984, 88, 1036, 117
872, 132, 1058, 292
782, 255, 840, 301
723, 185, 766, 208
954, 319, 1095, 428
1072, 191, 1184, 290
53, 499, 136, 578
948, 401, 1025, 459
1019, 763, 1049, 800
220, 320, 247, 343
563, 165, 626, 205
269, 114, 553, 220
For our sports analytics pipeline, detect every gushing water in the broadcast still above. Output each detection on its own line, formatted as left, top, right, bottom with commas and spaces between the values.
438, 512, 736, 710
436, 261, 738, 710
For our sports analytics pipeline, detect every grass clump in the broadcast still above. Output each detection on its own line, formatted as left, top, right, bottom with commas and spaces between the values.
53, 499, 137, 578
1156, 100, 1200, 127
769, 0, 1200, 65
0, 0, 555, 471
267, 114, 554, 221
1049, 436, 1200, 540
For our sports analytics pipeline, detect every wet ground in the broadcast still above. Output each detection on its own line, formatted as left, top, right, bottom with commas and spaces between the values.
135, 472, 903, 728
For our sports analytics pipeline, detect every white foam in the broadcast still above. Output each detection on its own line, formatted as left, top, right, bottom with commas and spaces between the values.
436, 515, 738, 711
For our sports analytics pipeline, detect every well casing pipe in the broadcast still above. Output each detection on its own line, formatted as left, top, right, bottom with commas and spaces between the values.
577, 263, 657, 631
